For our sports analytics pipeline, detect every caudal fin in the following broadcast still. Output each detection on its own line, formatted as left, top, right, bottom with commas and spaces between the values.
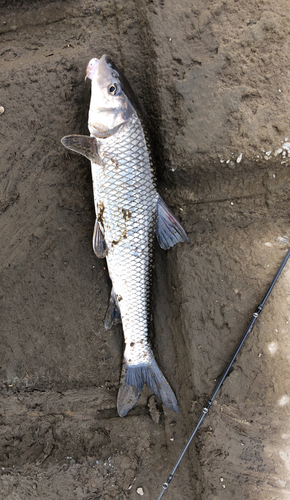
117, 358, 179, 417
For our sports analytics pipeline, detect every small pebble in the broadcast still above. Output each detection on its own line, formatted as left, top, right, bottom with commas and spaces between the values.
236, 153, 242, 163
137, 487, 144, 496
0, 106, 4, 115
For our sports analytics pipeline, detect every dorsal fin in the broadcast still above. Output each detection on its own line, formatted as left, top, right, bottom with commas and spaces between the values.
156, 195, 190, 250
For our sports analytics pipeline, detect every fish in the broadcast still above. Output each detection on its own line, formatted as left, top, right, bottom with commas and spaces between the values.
61, 55, 190, 417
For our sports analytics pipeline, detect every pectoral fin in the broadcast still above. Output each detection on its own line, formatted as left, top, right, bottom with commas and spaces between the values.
156, 195, 190, 250
61, 134, 103, 164
92, 219, 108, 258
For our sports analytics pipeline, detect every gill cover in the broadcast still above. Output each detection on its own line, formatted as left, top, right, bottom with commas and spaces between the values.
87, 55, 140, 138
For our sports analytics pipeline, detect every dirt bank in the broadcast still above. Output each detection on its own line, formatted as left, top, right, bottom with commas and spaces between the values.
1, 0, 290, 499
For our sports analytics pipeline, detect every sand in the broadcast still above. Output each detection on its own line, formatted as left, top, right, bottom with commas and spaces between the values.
1, 0, 290, 498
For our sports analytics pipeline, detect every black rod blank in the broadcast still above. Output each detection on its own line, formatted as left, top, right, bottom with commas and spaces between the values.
157, 246, 290, 500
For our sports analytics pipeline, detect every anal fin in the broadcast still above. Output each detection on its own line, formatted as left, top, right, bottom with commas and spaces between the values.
156, 195, 190, 250
61, 134, 103, 164
104, 288, 122, 330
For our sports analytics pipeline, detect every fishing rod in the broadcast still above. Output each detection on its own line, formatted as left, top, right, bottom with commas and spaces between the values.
157, 246, 290, 500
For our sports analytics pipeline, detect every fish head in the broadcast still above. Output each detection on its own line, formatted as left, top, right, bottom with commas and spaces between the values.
86, 55, 140, 138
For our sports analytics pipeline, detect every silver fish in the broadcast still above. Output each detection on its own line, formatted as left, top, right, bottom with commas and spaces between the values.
61, 55, 190, 417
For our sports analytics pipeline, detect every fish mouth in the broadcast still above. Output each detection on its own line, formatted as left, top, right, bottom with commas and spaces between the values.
86, 58, 99, 80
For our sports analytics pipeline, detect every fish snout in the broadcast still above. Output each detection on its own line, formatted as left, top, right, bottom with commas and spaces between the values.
86, 58, 99, 80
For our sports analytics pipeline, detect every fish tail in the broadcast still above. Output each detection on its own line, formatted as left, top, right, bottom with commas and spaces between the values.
117, 357, 179, 417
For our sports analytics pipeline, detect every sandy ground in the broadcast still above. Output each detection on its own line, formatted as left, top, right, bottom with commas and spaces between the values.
1, 0, 290, 499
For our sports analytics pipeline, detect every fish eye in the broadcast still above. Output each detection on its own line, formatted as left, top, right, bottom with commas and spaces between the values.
108, 83, 119, 95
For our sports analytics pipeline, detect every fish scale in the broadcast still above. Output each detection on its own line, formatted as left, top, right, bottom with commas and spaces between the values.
94, 114, 157, 366
61, 54, 190, 416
